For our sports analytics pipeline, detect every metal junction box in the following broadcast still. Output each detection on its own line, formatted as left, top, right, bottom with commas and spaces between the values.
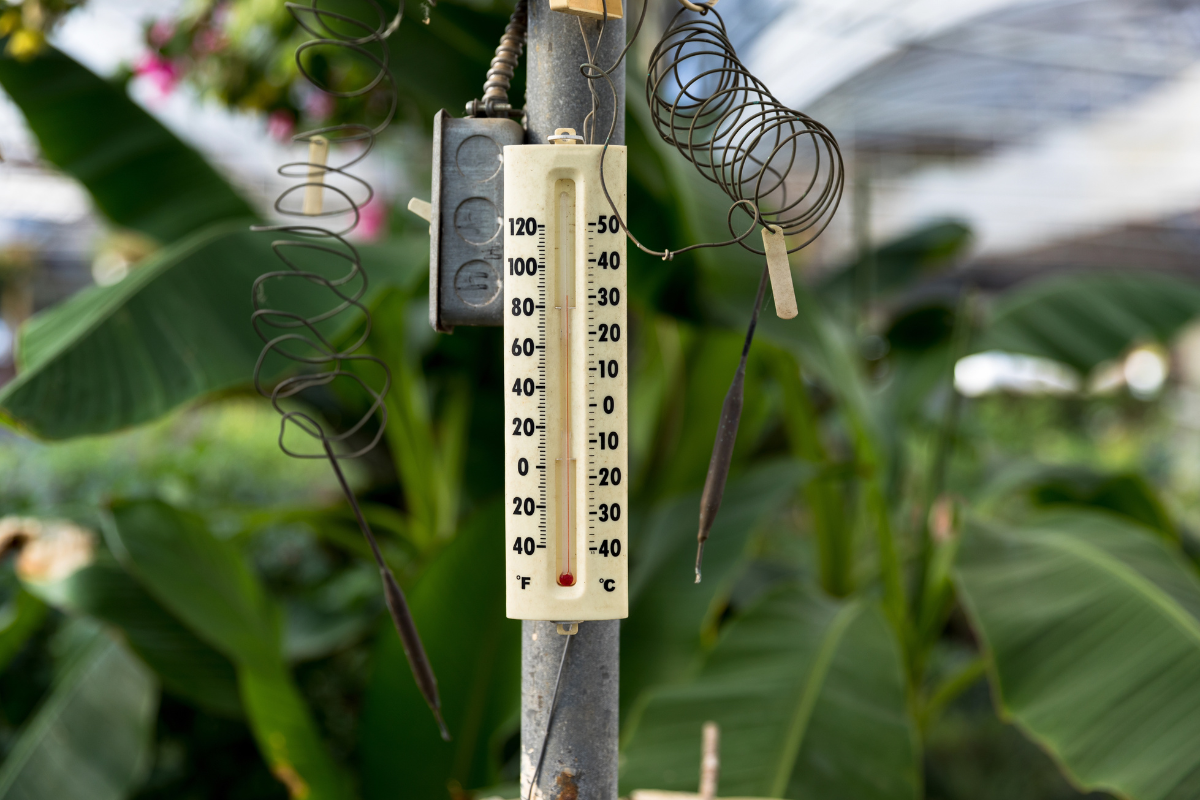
429, 110, 525, 332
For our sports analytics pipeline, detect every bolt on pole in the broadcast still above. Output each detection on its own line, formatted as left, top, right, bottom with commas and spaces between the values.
520, 3, 625, 799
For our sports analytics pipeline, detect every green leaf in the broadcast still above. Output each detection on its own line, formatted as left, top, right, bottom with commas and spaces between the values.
621, 585, 920, 800
23, 556, 242, 717
622, 460, 812, 718
0, 631, 158, 800
103, 499, 279, 673
818, 221, 973, 304
0, 588, 46, 673
0, 223, 425, 439
1024, 466, 1176, 540
978, 272, 1200, 374
0, 47, 254, 242
240, 664, 356, 800
103, 499, 355, 799
283, 596, 377, 664
635, 327, 780, 500
367, 289, 471, 550
956, 511, 1200, 800
360, 501, 519, 799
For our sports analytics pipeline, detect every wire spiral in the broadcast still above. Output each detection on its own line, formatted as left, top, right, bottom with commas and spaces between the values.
250, 0, 449, 740
578, 2, 843, 259
646, 6, 844, 255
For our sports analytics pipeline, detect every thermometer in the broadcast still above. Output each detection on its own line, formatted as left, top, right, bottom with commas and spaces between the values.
504, 129, 628, 621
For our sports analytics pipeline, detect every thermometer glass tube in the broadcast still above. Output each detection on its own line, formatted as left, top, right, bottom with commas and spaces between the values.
555, 180, 577, 587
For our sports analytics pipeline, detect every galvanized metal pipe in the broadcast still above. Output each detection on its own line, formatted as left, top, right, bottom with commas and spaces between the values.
524, 0, 626, 147
521, 3, 625, 798
521, 620, 620, 799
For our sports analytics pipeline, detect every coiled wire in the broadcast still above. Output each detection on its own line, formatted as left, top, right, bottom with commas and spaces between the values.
647, 5, 844, 255
579, 1, 844, 259
250, 0, 449, 740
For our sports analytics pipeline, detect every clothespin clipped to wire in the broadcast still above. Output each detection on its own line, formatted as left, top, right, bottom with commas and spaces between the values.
678, 0, 719, 12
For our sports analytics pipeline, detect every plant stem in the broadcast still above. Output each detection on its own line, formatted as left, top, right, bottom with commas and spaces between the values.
912, 291, 974, 639
920, 656, 987, 733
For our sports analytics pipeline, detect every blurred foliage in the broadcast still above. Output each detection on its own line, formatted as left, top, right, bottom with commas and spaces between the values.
0, 1, 86, 60
0, 400, 339, 514
4, 2, 1200, 799
138, 0, 522, 139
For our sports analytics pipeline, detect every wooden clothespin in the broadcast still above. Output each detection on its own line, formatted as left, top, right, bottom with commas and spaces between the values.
549, 0, 623, 20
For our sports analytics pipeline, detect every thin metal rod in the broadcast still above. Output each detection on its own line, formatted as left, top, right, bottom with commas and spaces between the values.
527, 632, 573, 800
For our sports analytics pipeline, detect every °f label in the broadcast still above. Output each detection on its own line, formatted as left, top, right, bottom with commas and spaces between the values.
503, 142, 628, 621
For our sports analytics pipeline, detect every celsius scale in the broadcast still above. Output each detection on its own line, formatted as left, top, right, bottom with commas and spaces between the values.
503, 129, 628, 622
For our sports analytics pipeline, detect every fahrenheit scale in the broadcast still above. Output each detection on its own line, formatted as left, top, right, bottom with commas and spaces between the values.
504, 129, 628, 621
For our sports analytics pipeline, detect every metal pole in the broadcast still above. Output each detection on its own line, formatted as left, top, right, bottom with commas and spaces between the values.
524, 1, 626, 147
521, 3, 625, 799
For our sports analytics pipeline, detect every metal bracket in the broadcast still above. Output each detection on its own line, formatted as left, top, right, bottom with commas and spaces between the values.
428, 110, 525, 332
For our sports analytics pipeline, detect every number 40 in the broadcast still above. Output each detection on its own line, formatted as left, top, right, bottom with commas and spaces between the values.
598, 538, 622, 557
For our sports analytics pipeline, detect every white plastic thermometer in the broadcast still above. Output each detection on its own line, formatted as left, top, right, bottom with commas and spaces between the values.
504, 129, 628, 621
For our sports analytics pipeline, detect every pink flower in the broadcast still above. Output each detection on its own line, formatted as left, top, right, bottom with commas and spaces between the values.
356, 194, 388, 241
211, 1, 232, 27
148, 19, 175, 48
134, 52, 182, 96
304, 90, 335, 121
267, 109, 295, 142
194, 27, 226, 55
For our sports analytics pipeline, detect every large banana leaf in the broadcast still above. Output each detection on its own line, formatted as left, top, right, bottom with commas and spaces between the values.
103, 499, 355, 799
1023, 466, 1176, 540
977, 272, 1200, 374
360, 501, 519, 799
956, 511, 1200, 800
621, 585, 920, 799
22, 556, 242, 717
0, 223, 425, 439
103, 500, 280, 673
367, 290, 472, 550
238, 664, 356, 800
621, 460, 813, 718
636, 328, 781, 500
0, 629, 157, 800
0, 46, 253, 242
